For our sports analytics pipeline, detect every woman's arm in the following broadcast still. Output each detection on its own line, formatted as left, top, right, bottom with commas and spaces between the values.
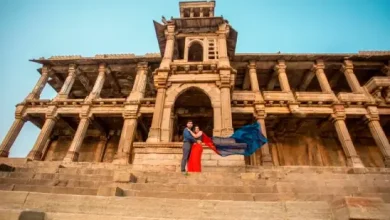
186, 128, 203, 138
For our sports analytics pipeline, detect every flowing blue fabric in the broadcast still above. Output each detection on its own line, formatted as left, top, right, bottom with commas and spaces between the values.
212, 121, 268, 157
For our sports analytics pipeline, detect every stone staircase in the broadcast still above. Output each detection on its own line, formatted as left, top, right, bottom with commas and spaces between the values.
0, 158, 389, 220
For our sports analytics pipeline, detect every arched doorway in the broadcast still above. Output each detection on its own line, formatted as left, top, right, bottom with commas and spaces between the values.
188, 42, 203, 62
172, 87, 213, 141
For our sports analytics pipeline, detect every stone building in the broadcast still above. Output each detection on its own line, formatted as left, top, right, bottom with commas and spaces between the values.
1, 0, 390, 169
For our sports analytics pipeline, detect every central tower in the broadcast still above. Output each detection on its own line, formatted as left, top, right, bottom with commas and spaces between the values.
147, 0, 238, 142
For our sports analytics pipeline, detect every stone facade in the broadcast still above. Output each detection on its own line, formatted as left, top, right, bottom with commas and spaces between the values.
0, 1, 390, 171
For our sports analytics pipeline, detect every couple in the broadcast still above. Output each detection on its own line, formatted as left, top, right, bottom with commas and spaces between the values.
181, 120, 208, 173
180, 119, 268, 173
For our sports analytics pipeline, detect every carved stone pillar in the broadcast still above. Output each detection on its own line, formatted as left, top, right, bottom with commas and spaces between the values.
160, 25, 175, 69
314, 60, 333, 93
275, 60, 291, 92
63, 116, 90, 162
255, 109, 273, 166
27, 115, 58, 161
217, 25, 230, 67
127, 62, 148, 102
147, 88, 166, 142
331, 105, 364, 168
248, 61, 264, 103
94, 136, 108, 162
147, 69, 169, 142
364, 107, 390, 167
56, 64, 77, 99
86, 63, 106, 102
219, 69, 234, 137
341, 60, 363, 93
114, 113, 138, 164
25, 65, 50, 100
0, 117, 26, 157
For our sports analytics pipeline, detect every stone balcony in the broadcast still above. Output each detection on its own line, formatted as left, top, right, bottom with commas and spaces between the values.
170, 61, 218, 74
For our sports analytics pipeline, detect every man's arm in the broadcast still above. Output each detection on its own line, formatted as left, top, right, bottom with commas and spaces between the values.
183, 129, 196, 142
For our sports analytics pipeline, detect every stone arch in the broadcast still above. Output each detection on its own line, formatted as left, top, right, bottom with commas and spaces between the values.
160, 83, 222, 142
187, 40, 204, 62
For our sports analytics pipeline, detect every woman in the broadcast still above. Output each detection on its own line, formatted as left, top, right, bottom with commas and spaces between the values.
186, 126, 203, 172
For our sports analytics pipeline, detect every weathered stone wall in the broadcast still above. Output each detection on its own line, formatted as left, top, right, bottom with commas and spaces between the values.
270, 134, 347, 166
102, 136, 120, 163
78, 137, 99, 162
43, 136, 72, 161
354, 137, 385, 167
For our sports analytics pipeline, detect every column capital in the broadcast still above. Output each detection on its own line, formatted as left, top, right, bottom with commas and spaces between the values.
41, 65, 51, 75
68, 63, 77, 72
341, 60, 354, 72
247, 60, 256, 70
153, 70, 169, 88
331, 104, 346, 122
45, 114, 59, 122
137, 62, 149, 71
122, 111, 138, 120
254, 104, 266, 119
274, 60, 286, 72
98, 63, 106, 72
364, 114, 380, 123
312, 60, 325, 71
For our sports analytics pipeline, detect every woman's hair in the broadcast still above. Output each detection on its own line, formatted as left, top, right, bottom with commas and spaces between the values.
194, 125, 200, 129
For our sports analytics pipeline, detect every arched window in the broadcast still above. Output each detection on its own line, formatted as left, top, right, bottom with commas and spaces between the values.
188, 42, 203, 62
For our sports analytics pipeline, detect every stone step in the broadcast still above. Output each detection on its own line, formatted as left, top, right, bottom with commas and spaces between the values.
0, 171, 114, 182
2, 181, 390, 203
0, 177, 112, 189
0, 183, 97, 196
0, 190, 333, 220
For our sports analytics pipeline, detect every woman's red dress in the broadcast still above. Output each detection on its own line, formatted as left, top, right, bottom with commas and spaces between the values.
187, 141, 203, 172
187, 134, 219, 172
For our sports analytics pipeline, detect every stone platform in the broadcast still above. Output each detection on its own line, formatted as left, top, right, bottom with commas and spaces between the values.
132, 143, 245, 166
0, 158, 390, 219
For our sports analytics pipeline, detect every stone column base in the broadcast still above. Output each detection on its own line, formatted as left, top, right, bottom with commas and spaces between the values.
220, 128, 234, 137
261, 154, 273, 166
112, 153, 130, 165
0, 150, 9, 157
63, 151, 79, 162
146, 128, 161, 143
347, 156, 365, 168
26, 150, 42, 161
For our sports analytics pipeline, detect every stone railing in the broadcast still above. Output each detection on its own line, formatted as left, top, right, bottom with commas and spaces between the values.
140, 98, 156, 107
294, 92, 336, 105
170, 62, 218, 74
54, 99, 84, 106
231, 100, 254, 107
25, 99, 51, 106
337, 93, 370, 105
92, 98, 126, 106
263, 91, 295, 105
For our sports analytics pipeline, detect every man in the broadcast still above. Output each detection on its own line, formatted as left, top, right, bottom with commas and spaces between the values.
181, 120, 196, 174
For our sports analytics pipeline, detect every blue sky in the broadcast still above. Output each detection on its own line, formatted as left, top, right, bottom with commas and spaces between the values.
0, 0, 389, 157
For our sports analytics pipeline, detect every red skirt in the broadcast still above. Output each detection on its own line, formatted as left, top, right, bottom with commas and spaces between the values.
187, 143, 203, 172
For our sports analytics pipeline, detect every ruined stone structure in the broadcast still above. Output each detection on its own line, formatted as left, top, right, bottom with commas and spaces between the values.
0, 1, 390, 219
